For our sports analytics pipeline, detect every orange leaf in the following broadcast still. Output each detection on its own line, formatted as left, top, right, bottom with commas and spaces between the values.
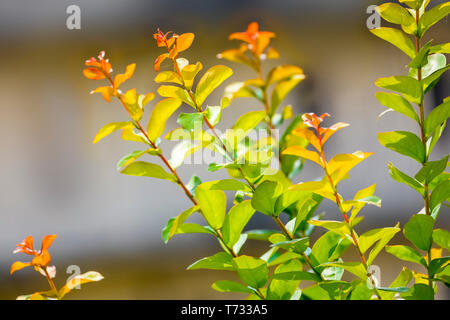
154, 53, 169, 72
83, 68, 105, 80
282, 146, 323, 167
322, 122, 350, 144
32, 250, 51, 267
292, 128, 321, 151
90, 86, 114, 102
176, 33, 195, 52
10, 261, 32, 275
41, 234, 57, 251
114, 63, 136, 88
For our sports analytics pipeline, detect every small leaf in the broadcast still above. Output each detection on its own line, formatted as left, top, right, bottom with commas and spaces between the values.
116, 149, 161, 170
375, 92, 419, 123
114, 63, 136, 88
161, 206, 200, 243
308, 220, 352, 239
422, 65, 450, 93
385, 245, 427, 266
154, 71, 183, 85
187, 252, 234, 271
121, 161, 177, 182
222, 200, 255, 248
267, 259, 304, 300
401, 284, 434, 300
177, 112, 204, 131
366, 226, 401, 266
270, 76, 305, 112
415, 155, 449, 184
147, 98, 183, 141
205, 106, 222, 126
375, 76, 422, 104
225, 110, 266, 149
181, 62, 203, 90
93, 122, 133, 144
266, 65, 304, 86
359, 227, 401, 255
430, 179, 450, 212
158, 85, 195, 107
376, 3, 416, 34
419, 2, 450, 36
282, 146, 322, 167
388, 162, 424, 195
195, 65, 233, 106
176, 33, 195, 52
251, 181, 284, 216
196, 187, 227, 229
327, 151, 374, 184
271, 237, 310, 254
378, 131, 425, 163
370, 27, 416, 58
404, 214, 435, 251
424, 100, 450, 137
321, 262, 368, 280
433, 229, 450, 250
59, 271, 104, 299
232, 256, 269, 289
379, 267, 412, 300
211, 280, 253, 294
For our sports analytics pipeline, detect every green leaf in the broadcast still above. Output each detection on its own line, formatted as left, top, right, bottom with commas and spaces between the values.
424, 100, 450, 137
399, 0, 426, 10
271, 238, 310, 254
161, 206, 200, 243
195, 65, 233, 106
174, 223, 214, 236
267, 259, 303, 300
271, 271, 321, 282
375, 92, 419, 123
93, 122, 133, 144
157, 85, 195, 108
385, 245, 427, 267
376, 3, 417, 34
410, 53, 447, 80
222, 200, 255, 248
147, 98, 183, 141
177, 112, 204, 131
428, 121, 446, 156
430, 43, 450, 54
311, 231, 346, 266
422, 65, 450, 93
415, 155, 449, 184
211, 280, 253, 294
195, 187, 227, 229
404, 214, 434, 251
375, 76, 422, 104
308, 220, 352, 239
370, 27, 416, 58
232, 256, 269, 289
419, 2, 450, 36
205, 106, 222, 126
120, 161, 177, 182
366, 226, 401, 266
378, 131, 425, 163
429, 257, 450, 277
245, 229, 278, 241
379, 267, 413, 300
225, 110, 266, 149
359, 227, 401, 255
430, 179, 450, 211
387, 162, 424, 195
251, 181, 284, 216
321, 262, 368, 280
401, 284, 434, 300
349, 281, 373, 300
187, 252, 234, 271
270, 75, 305, 113
433, 229, 450, 250
116, 149, 161, 170
409, 41, 433, 69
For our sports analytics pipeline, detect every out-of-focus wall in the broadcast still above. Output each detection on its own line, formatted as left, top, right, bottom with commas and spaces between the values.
0, 0, 448, 299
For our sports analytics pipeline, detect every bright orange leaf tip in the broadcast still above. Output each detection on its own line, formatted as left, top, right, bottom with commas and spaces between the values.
153, 28, 195, 72
83, 51, 112, 80
11, 234, 57, 275
229, 22, 275, 56
299, 113, 349, 147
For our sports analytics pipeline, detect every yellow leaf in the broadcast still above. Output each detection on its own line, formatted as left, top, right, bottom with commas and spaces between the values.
282, 146, 323, 167
154, 71, 183, 85
195, 65, 233, 106
147, 98, 183, 141
177, 33, 195, 52
114, 63, 136, 88
59, 271, 104, 299
327, 152, 374, 185
181, 62, 203, 90
266, 65, 304, 86
291, 128, 321, 151
121, 128, 148, 144
10, 261, 32, 275
322, 122, 350, 144
158, 85, 195, 108
90, 86, 114, 102
93, 122, 133, 144
289, 181, 336, 202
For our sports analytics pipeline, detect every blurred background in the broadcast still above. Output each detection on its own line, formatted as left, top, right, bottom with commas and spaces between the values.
0, 0, 448, 299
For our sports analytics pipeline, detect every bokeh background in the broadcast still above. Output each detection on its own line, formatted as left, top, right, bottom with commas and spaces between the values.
0, 0, 448, 299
